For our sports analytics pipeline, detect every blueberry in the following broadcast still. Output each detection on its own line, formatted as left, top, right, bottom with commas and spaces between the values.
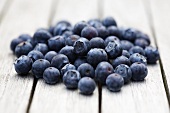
65, 35, 80, 46
96, 26, 109, 39
15, 42, 33, 58
89, 37, 105, 49
56, 20, 71, 27
136, 31, 151, 44
120, 40, 134, 51
33, 29, 52, 43
59, 46, 77, 63
134, 38, 149, 49
89, 21, 103, 28
73, 38, 90, 56
74, 57, 87, 68
14, 55, 33, 75
61, 64, 76, 77
27, 50, 44, 62
122, 50, 130, 58
95, 62, 114, 85
43, 67, 60, 84
34, 43, 49, 55
78, 77, 96, 95
115, 64, 132, 83
102, 17, 117, 27
104, 36, 120, 46
77, 63, 95, 78
107, 26, 120, 37
51, 54, 69, 70
63, 70, 81, 89
121, 28, 137, 42
129, 53, 147, 65
18, 34, 32, 41
27, 38, 37, 48
106, 73, 124, 92
48, 36, 65, 52
81, 26, 98, 39
73, 21, 88, 35
10, 38, 23, 52
145, 46, 160, 64
112, 56, 130, 68
32, 59, 50, 78
87, 48, 108, 67
105, 41, 122, 59
44, 51, 57, 62
88, 19, 101, 25
130, 62, 148, 81
129, 46, 145, 56
48, 26, 55, 36
53, 23, 72, 36
62, 31, 73, 39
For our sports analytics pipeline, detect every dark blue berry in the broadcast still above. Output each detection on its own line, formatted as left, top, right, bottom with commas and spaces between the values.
88, 19, 101, 25
120, 40, 134, 51
77, 63, 95, 78
115, 64, 132, 83
63, 70, 81, 89
74, 57, 87, 68
27, 50, 44, 62
112, 56, 130, 68
65, 35, 80, 46
53, 23, 72, 36
121, 28, 137, 42
87, 48, 108, 67
96, 26, 109, 38
89, 37, 105, 49
136, 31, 150, 44
104, 36, 120, 46
44, 51, 57, 62
73, 21, 88, 35
33, 29, 52, 43
43, 67, 60, 84
145, 46, 160, 64
102, 17, 117, 27
34, 43, 49, 55
105, 41, 122, 59
73, 38, 90, 56
48, 36, 65, 52
95, 62, 114, 85
62, 31, 73, 39
129, 46, 145, 56
130, 62, 148, 81
106, 73, 124, 92
32, 59, 50, 78
56, 20, 71, 27
59, 46, 77, 63
107, 26, 120, 37
14, 55, 33, 75
122, 50, 130, 58
81, 26, 98, 39
15, 42, 33, 58
61, 64, 76, 77
10, 38, 23, 52
51, 54, 69, 70
18, 34, 32, 41
78, 77, 96, 95
134, 38, 149, 49
48, 26, 55, 36
129, 53, 147, 65
88, 20, 103, 28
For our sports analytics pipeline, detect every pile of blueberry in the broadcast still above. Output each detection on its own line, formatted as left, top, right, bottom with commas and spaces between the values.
10, 17, 160, 95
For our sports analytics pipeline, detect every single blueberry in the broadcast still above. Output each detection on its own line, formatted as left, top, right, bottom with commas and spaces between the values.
120, 28, 138, 42
81, 26, 98, 39
129, 46, 145, 56
34, 43, 49, 55
62, 31, 73, 39
43, 67, 60, 84
107, 26, 120, 37
61, 64, 76, 77
44, 51, 57, 62
74, 57, 87, 68
122, 50, 130, 58
104, 36, 120, 46
95, 61, 114, 85
136, 31, 151, 44
112, 56, 130, 68
10, 38, 23, 52
56, 20, 71, 27
27, 50, 44, 62
89, 37, 105, 49
63, 70, 81, 89
78, 77, 96, 95
53, 23, 72, 36
130, 62, 148, 81
115, 64, 132, 83
134, 38, 149, 49
77, 63, 95, 78
65, 35, 80, 46
96, 26, 109, 39
106, 73, 124, 92
15, 42, 33, 58
129, 53, 147, 65
18, 34, 32, 41
51, 54, 69, 70
120, 40, 134, 51
73, 21, 88, 36
14, 55, 33, 75
32, 59, 50, 78
33, 29, 52, 43
87, 48, 108, 67
48, 26, 55, 36
102, 17, 117, 27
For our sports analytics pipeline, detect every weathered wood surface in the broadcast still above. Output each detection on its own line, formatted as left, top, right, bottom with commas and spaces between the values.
0, 0, 53, 113
147, 0, 170, 100
102, 0, 170, 113
0, 0, 8, 16
30, 0, 99, 113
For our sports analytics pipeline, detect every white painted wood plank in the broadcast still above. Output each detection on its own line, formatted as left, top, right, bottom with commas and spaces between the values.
0, 0, 7, 15
102, 0, 170, 113
148, 0, 170, 97
30, 0, 99, 113
0, 0, 53, 112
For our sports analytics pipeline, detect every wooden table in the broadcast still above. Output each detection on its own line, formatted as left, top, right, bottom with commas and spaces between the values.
0, 0, 170, 113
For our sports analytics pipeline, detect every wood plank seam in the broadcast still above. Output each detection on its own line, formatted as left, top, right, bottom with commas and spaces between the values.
142, 0, 170, 107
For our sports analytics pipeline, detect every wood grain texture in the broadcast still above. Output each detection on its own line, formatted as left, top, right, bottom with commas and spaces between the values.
102, 0, 170, 113
30, 0, 99, 113
147, 0, 170, 98
0, 0, 53, 112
